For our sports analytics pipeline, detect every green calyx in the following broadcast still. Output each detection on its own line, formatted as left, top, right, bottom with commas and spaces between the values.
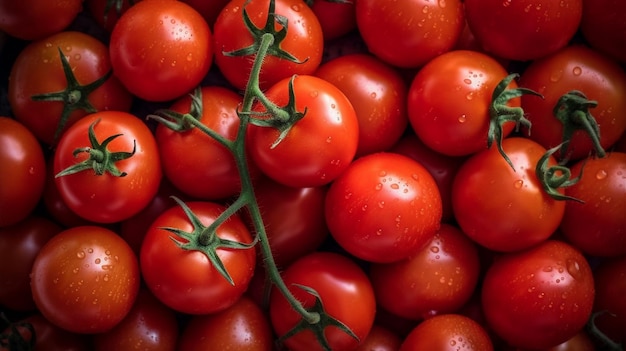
55, 119, 136, 178
553, 90, 605, 160
148, 87, 204, 132
277, 284, 359, 351
102, 0, 136, 22
488, 73, 543, 171
0, 313, 35, 351
586, 311, 623, 351
161, 197, 257, 286
535, 143, 584, 203
31, 47, 112, 144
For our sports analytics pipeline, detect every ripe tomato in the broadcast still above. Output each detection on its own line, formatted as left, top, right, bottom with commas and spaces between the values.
399, 314, 493, 351
464, 0, 582, 61
177, 296, 274, 351
519, 45, 626, 161
0, 117, 46, 227
370, 224, 480, 321
0, 0, 83, 40
559, 152, 626, 257
354, 325, 402, 351
591, 256, 626, 345
0, 313, 90, 351
213, 0, 323, 91
324, 152, 442, 263
451, 137, 565, 252
355, 0, 464, 68
315, 53, 408, 157
247, 75, 359, 188
140, 201, 256, 314
269, 251, 376, 351
8, 31, 132, 145
53, 111, 162, 224
308, 0, 356, 41
30, 225, 141, 334
481, 240, 595, 350
181, 0, 230, 28
580, 0, 626, 64
109, 0, 213, 101
86, 0, 142, 32
408, 50, 523, 157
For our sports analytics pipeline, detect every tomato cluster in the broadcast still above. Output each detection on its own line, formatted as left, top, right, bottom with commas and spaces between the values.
1, 0, 625, 350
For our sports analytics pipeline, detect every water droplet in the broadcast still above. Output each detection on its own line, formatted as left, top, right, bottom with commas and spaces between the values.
391, 183, 400, 190
102, 265, 113, 271
325, 136, 332, 143
72, 268, 80, 274
87, 248, 93, 253
376, 228, 383, 236
105, 250, 111, 256
378, 201, 385, 208
596, 169, 607, 180
45, 42, 52, 48
95, 258, 101, 264
170, 18, 176, 24
458, 114, 467, 123
566, 259, 581, 280
370, 92, 377, 99
76, 251, 85, 259
103, 274, 110, 282
550, 70, 563, 82
430, 246, 440, 253
73, 54, 81, 60
543, 266, 553, 272
465, 92, 474, 100
463, 78, 472, 85
514, 179, 524, 189
379, 171, 387, 177
375, 183, 383, 191
310, 90, 319, 98
361, 204, 368, 211
572, 66, 582, 76
291, 3, 301, 11
186, 53, 193, 61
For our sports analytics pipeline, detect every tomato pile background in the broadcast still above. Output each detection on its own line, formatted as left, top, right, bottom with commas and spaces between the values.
1, 0, 625, 350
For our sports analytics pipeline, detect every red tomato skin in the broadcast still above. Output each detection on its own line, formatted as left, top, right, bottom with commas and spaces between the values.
407, 50, 517, 157
0, 0, 83, 40
310, 0, 356, 41
177, 296, 274, 351
315, 53, 408, 157
451, 137, 565, 252
140, 201, 256, 315
325, 152, 442, 263
0, 117, 46, 227
269, 252, 376, 351
8, 31, 132, 145
30, 226, 141, 334
399, 314, 494, 351
519, 45, 626, 161
355, 0, 464, 68
481, 240, 595, 350
580, 0, 626, 64
354, 324, 402, 351
109, 0, 213, 101
464, 0, 582, 61
213, 0, 323, 91
370, 224, 480, 321
247, 75, 359, 188
592, 256, 626, 345
53, 111, 162, 224
559, 152, 626, 257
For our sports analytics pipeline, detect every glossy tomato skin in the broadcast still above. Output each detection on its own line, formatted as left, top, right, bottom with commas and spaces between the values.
140, 201, 256, 315
464, 0, 582, 61
269, 252, 376, 351
8, 31, 132, 145
53, 111, 162, 224
0, 216, 61, 312
354, 324, 402, 351
0, 117, 46, 227
407, 50, 518, 157
452, 137, 565, 252
481, 240, 595, 350
592, 256, 626, 345
110, 0, 213, 101
399, 314, 494, 351
0, 0, 83, 40
325, 152, 442, 263
355, 0, 464, 68
30, 225, 141, 334
247, 75, 359, 188
92, 289, 179, 351
213, 0, 323, 91
559, 152, 626, 257
315, 53, 408, 157
519, 45, 626, 161
177, 296, 274, 351
580, 0, 626, 64
370, 224, 480, 321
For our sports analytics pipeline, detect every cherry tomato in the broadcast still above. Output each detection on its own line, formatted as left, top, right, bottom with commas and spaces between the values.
580, 0, 626, 64
308, 0, 356, 41
30, 225, 141, 334
86, 0, 142, 32
0, 0, 83, 40
354, 324, 402, 351
399, 314, 494, 351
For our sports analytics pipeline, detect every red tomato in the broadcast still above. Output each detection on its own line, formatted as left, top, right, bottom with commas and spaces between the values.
399, 314, 494, 351
247, 75, 359, 188
354, 325, 402, 351
0, 0, 83, 40
451, 137, 565, 252
140, 201, 256, 314
269, 252, 376, 351
30, 225, 140, 334
0, 117, 46, 227
0, 313, 90, 351
315, 53, 408, 157
309, 0, 356, 41
481, 240, 595, 350
580, 0, 626, 64
0, 216, 61, 311
370, 224, 480, 321
592, 256, 626, 345
86, 0, 142, 32
325, 152, 442, 263
464, 0, 582, 61
559, 152, 626, 257
213, 0, 323, 91
355, 0, 464, 68
8, 31, 132, 145
92, 289, 179, 351
53, 111, 162, 224
109, 0, 213, 101
177, 296, 274, 351
519, 45, 626, 161
181, 0, 230, 28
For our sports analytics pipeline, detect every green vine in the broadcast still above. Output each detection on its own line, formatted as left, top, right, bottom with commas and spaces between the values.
535, 143, 584, 203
